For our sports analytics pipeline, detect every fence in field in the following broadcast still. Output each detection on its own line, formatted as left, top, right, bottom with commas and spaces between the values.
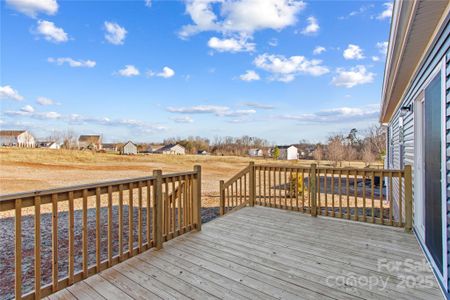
220, 162, 412, 230
0, 166, 201, 300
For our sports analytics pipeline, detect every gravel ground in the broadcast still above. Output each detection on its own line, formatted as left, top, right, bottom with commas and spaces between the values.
0, 206, 220, 300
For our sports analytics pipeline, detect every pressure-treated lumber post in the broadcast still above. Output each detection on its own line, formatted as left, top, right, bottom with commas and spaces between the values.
310, 164, 317, 217
219, 180, 225, 215
193, 165, 202, 231
404, 165, 413, 232
153, 170, 163, 249
249, 162, 255, 207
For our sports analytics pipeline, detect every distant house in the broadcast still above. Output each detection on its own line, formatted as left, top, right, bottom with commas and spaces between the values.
248, 148, 263, 157
197, 150, 209, 155
0, 130, 35, 148
120, 141, 138, 155
78, 135, 102, 150
102, 143, 118, 152
155, 144, 186, 155
277, 145, 298, 160
38, 141, 61, 149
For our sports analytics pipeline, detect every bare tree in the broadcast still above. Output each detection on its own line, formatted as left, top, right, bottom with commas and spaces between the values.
363, 125, 386, 159
362, 143, 376, 167
312, 144, 324, 165
327, 135, 346, 167
62, 129, 78, 149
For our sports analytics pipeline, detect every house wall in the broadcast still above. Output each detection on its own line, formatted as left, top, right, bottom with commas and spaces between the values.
122, 143, 137, 155
386, 17, 449, 292
0, 132, 35, 147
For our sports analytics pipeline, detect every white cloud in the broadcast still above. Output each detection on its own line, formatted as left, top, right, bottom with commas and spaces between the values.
313, 46, 326, 55
179, 0, 305, 38
147, 66, 175, 78
376, 41, 388, 55
331, 65, 375, 88
36, 96, 56, 105
6, 0, 58, 18
207, 36, 255, 53
0, 85, 24, 101
116, 65, 140, 77
372, 56, 380, 62
282, 104, 379, 123
170, 116, 194, 123
35, 20, 68, 43
241, 102, 275, 109
104, 21, 127, 45
20, 105, 34, 113
338, 4, 374, 20
301, 16, 319, 35
343, 44, 364, 60
268, 38, 278, 47
377, 2, 393, 20
167, 105, 256, 117
239, 70, 260, 82
253, 53, 329, 82
145, 0, 151, 7
48, 57, 96, 68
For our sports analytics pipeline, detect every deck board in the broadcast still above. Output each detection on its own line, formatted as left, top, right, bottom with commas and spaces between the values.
47, 206, 443, 300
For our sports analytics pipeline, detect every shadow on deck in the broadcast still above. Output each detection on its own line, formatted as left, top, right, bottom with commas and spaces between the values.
47, 206, 442, 300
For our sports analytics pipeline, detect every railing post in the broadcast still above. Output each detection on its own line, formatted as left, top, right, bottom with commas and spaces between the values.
404, 165, 413, 232
310, 164, 317, 217
249, 162, 255, 207
220, 180, 225, 215
193, 165, 202, 231
153, 170, 163, 249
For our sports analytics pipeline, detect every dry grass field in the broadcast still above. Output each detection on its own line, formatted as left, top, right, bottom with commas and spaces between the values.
0, 147, 382, 213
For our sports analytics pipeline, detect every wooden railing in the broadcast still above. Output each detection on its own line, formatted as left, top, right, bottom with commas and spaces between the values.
0, 166, 201, 300
219, 162, 255, 215
220, 163, 412, 231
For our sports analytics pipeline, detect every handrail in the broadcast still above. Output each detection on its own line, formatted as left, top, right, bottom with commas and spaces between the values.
1, 167, 202, 300
219, 163, 254, 215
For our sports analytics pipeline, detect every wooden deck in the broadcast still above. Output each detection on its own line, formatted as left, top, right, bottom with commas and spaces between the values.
47, 206, 443, 300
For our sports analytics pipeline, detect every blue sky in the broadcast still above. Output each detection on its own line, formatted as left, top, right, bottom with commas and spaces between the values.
0, 0, 392, 144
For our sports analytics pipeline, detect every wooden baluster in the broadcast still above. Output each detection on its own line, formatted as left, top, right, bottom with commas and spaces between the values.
244, 173, 247, 205
34, 196, 41, 299
153, 170, 163, 250
226, 186, 229, 213
82, 189, 88, 277
362, 172, 367, 222
324, 169, 327, 216
263, 168, 267, 206
172, 178, 176, 235
346, 172, 350, 220
268, 168, 272, 207
239, 177, 243, 205
119, 184, 124, 259
289, 169, 293, 210
301, 169, 305, 212
389, 172, 393, 226
129, 183, 134, 257
145, 180, 152, 249
380, 172, 384, 225
338, 170, 342, 218
108, 186, 113, 265
258, 168, 262, 205
183, 176, 187, 229
354, 172, 358, 221
177, 177, 182, 230
15, 199, 22, 300
295, 169, 299, 210
165, 179, 169, 237
404, 166, 412, 231
371, 171, 375, 223
284, 168, 287, 209
95, 187, 101, 269
331, 170, 335, 217
317, 169, 321, 215
399, 171, 403, 227
278, 168, 282, 208
51, 194, 58, 292
220, 181, 225, 216
68, 191, 74, 285
138, 182, 143, 251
